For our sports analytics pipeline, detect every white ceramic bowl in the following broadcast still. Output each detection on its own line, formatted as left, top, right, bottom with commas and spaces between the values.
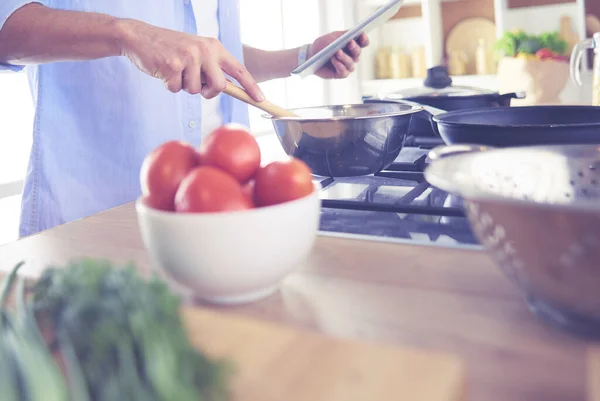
136, 183, 321, 305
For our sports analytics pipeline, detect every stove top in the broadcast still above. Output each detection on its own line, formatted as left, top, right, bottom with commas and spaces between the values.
314, 146, 481, 250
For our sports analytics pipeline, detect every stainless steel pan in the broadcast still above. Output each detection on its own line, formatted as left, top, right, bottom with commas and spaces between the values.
263, 102, 440, 177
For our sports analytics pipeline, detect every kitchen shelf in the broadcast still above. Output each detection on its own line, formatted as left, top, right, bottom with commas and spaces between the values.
355, 0, 589, 85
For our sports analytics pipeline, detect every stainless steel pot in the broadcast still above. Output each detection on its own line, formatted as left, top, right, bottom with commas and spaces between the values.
263, 102, 434, 177
425, 143, 600, 338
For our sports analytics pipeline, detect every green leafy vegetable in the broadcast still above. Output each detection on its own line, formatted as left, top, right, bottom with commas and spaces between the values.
516, 37, 542, 54
494, 30, 528, 57
0, 262, 70, 401
538, 31, 568, 54
495, 30, 568, 58
31, 258, 233, 401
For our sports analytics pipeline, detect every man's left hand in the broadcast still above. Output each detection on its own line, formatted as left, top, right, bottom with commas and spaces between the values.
309, 31, 370, 79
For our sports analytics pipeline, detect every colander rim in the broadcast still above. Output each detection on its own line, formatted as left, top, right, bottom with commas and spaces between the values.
424, 145, 600, 213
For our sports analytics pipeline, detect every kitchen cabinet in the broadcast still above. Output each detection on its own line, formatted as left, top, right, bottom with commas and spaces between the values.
355, 0, 589, 96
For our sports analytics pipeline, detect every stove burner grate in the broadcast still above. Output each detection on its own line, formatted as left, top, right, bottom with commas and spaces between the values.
316, 153, 465, 217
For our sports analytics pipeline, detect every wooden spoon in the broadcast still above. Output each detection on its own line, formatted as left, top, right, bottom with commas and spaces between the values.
222, 80, 338, 139
223, 80, 299, 118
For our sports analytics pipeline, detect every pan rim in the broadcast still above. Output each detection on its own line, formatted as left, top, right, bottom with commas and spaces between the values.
262, 103, 424, 122
424, 144, 600, 212
377, 92, 501, 101
432, 105, 600, 129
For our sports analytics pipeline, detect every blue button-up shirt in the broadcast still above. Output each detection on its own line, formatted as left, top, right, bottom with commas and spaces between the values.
0, 0, 249, 237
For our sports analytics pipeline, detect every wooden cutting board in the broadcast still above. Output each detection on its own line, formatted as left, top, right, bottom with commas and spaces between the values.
590, 347, 600, 401
445, 18, 496, 75
182, 308, 465, 401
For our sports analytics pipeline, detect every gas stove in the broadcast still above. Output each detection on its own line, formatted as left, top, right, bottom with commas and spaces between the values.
256, 133, 480, 250
313, 145, 481, 250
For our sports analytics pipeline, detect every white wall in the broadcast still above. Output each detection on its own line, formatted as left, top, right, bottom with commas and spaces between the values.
0, 71, 32, 244
318, 0, 363, 105
503, 3, 580, 35
239, 0, 331, 133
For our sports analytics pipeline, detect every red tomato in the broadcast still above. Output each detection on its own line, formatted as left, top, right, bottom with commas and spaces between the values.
253, 158, 314, 207
242, 180, 255, 206
174, 166, 252, 213
140, 141, 199, 211
197, 124, 261, 183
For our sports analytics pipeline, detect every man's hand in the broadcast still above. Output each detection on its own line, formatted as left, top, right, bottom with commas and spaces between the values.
309, 31, 370, 79
118, 19, 264, 101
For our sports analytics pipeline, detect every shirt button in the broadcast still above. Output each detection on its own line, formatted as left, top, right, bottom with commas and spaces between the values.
188, 120, 197, 128
184, 0, 190, 4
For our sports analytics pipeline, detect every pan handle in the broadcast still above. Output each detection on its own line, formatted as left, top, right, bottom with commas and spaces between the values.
362, 97, 446, 137
398, 100, 446, 137
362, 97, 446, 116
498, 91, 526, 101
428, 144, 495, 161
392, 99, 447, 116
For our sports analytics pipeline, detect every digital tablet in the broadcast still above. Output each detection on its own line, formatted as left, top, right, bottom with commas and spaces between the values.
291, 0, 405, 78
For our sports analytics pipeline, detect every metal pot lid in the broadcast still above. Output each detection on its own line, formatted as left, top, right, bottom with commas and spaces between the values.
380, 85, 496, 99
378, 65, 496, 99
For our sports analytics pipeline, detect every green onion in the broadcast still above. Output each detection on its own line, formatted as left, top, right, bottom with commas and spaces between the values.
0, 262, 69, 401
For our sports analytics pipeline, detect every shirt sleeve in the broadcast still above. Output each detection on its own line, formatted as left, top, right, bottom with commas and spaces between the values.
0, 0, 45, 72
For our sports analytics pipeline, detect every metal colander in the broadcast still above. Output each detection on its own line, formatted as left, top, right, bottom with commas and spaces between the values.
425, 144, 600, 338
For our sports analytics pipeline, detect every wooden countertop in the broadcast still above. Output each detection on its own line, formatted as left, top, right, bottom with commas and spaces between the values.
0, 203, 595, 401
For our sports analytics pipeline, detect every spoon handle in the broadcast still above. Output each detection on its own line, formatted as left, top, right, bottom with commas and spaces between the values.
223, 81, 299, 118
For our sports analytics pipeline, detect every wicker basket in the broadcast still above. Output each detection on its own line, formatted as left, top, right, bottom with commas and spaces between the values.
497, 56, 569, 106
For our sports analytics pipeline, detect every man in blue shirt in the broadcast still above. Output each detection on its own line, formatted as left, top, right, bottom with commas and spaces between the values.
0, 1, 369, 237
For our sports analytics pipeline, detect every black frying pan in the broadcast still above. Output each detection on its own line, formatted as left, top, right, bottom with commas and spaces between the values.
430, 105, 600, 147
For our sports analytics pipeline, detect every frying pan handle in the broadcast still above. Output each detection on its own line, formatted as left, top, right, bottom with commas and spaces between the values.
400, 100, 446, 137
499, 91, 526, 101
361, 97, 446, 116
428, 144, 495, 161
398, 100, 446, 116
362, 97, 445, 137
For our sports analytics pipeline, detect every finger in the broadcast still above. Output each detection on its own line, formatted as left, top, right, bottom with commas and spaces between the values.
335, 49, 355, 72
331, 57, 349, 79
200, 59, 227, 99
358, 32, 370, 47
182, 58, 202, 95
220, 53, 265, 102
160, 57, 185, 93
346, 40, 362, 61
164, 73, 183, 93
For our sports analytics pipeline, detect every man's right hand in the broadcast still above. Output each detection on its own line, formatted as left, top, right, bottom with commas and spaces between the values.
116, 19, 265, 102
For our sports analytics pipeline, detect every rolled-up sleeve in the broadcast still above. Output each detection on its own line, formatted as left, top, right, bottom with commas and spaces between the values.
0, 1, 45, 71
